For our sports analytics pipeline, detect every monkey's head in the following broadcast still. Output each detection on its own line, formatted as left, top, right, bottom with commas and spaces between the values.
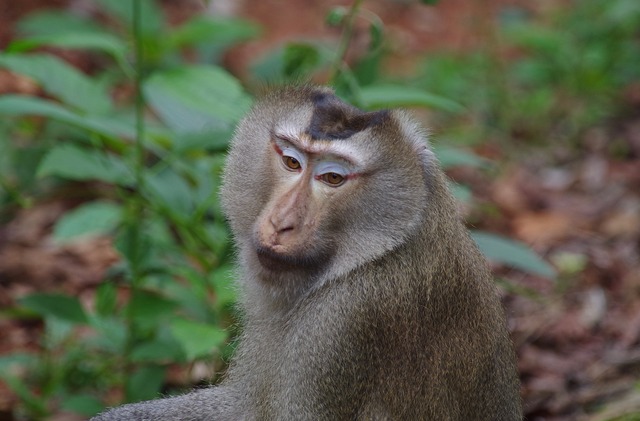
221, 86, 436, 294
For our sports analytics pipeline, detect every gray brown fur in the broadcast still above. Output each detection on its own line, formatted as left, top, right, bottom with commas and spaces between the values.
92, 86, 522, 421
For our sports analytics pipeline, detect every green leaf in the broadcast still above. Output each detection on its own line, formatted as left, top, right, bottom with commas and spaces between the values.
95, 282, 117, 317
0, 94, 79, 121
188, 157, 225, 207
161, 271, 216, 322
173, 129, 233, 153
145, 168, 194, 217
433, 146, 490, 169
20, 293, 88, 324
359, 84, 465, 113
326, 7, 348, 27
37, 144, 133, 185
471, 231, 556, 278
0, 95, 135, 139
170, 318, 228, 361
95, 0, 163, 36
44, 317, 75, 348
355, 20, 385, 83
420, 0, 440, 4
114, 222, 152, 273
9, 33, 128, 65
0, 53, 112, 114
130, 336, 184, 363
61, 394, 105, 417
88, 316, 127, 353
0, 374, 47, 417
251, 42, 333, 83
204, 222, 230, 255
169, 16, 259, 50
368, 19, 384, 51
0, 354, 37, 373
53, 201, 122, 242
449, 183, 472, 203
283, 43, 321, 78
144, 65, 252, 133
210, 265, 237, 309
126, 365, 166, 403
551, 251, 588, 276
17, 10, 110, 37
505, 24, 562, 55
128, 290, 177, 324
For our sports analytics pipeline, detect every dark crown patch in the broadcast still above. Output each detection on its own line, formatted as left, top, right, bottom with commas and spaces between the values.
307, 92, 388, 141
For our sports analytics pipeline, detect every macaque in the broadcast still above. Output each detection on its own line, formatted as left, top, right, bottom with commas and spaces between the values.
92, 85, 522, 420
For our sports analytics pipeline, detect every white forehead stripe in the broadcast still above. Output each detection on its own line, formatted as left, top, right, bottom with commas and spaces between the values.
274, 121, 308, 143
312, 141, 365, 167
274, 123, 366, 168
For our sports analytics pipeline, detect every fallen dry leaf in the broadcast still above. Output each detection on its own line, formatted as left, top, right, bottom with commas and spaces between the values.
512, 211, 578, 246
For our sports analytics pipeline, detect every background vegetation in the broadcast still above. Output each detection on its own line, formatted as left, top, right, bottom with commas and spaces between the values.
0, 0, 638, 419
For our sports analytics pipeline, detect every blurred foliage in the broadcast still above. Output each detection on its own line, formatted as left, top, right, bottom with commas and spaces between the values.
4, 0, 635, 418
0, 1, 250, 418
414, 0, 640, 148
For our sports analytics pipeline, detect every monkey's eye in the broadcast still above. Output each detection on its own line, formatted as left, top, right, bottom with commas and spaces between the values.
283, 155, 301, 170
314, 162, 349, 187
279, 147, 305, 172
320, 172, 345, 186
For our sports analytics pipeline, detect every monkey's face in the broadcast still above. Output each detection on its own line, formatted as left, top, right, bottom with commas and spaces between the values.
221, 86, 432, 289
251, 127, 368, 277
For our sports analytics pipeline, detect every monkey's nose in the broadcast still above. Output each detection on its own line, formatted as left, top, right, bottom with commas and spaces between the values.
270, 212, 297, 236
262, 215, 295, 246
278, 225, 294, 234
274, 223, 295, 244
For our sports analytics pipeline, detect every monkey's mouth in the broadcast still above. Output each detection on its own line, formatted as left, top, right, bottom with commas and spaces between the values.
255, 244, 328, 272
255, 245, 302, 271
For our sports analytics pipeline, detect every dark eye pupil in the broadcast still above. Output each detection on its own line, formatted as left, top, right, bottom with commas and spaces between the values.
284, 156, 300, 169
325, 173, 343, 184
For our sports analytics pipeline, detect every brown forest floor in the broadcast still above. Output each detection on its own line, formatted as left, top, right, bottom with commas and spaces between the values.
1, 0, 640, 420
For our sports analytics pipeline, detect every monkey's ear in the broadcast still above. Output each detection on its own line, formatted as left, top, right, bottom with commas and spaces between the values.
391, 110, 436, 175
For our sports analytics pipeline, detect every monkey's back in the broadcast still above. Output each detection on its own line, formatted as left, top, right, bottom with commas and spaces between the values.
348, 227, 521, 420
370, 231, 522, 420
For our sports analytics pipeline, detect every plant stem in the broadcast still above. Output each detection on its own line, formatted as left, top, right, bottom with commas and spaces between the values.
123, 0, 146, 390
330, 0, 365, 83
131, 0, 146, 287
0, 178, 30, 209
